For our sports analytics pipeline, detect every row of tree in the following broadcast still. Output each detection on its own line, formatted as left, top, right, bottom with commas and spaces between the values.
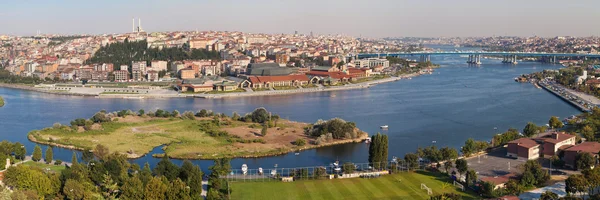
4, 143, 206, 199
86, 39, 220, 71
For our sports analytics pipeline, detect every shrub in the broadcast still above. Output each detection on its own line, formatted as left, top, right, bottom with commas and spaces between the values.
54, 160, 62, 165
52, 123, 61, 129
182, 111, 195, 120
294, 139, 306, 146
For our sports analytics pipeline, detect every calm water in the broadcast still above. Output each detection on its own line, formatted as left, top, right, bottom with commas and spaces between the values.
0, 48, 580, 172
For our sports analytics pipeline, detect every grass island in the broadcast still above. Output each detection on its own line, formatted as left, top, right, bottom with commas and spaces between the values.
28, 108, 368, 160
0, 96, 4, 107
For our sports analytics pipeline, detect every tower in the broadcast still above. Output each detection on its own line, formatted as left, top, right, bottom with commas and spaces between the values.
132, 18, 135, 33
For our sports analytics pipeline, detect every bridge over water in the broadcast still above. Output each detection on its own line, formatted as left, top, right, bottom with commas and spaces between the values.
355, 51, 600, 64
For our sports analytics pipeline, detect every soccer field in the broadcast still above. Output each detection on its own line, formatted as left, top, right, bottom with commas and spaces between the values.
230, 171, 478, 200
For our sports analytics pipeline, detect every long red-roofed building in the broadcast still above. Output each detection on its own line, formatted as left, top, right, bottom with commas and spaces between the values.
242, 75, 309, 89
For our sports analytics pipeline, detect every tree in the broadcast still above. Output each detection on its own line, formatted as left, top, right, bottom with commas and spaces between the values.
342, 162, 356, 174
63, 179, 92, 200
523, 122, 540, 137
540, 191, 559, 200
14, 142, 26, 160
154, 156, 180, 181
582, 125, 595, 141
404, 153, 419, 170
196, 109, 208, 117
144, 176, 168, 200
179, 160, 203, 198
466, 169, 477, 187
166, 178, 191, 200
71, 152, 78, 165
369, 133, 389, 169
101, 172, 118, 199
138, 109, 145, 116
81, 148, 94, 164
44, 147, 53, 164
481, 181, 496, 198
4, 165, 59, 197
251, 107, 269, 123
261, 124, 268, 136
441, 147, 458, 173
455, 159, 468, 181
549, 116, 564, 129
505, 179, 522, 195
461, 138, 476, 157
94, 144, 109, 161
566, 174, 588, 197
32, 145, 42, 162
121, 175, 144, 200
576, 152, 595, 170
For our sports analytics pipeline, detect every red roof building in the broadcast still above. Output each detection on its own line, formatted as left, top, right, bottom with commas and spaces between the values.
563, 142, 600, 169
506, 138, 540, 160
243, 75, 309, 89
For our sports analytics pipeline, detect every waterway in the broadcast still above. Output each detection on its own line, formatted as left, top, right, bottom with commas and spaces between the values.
0, 46, 581, 172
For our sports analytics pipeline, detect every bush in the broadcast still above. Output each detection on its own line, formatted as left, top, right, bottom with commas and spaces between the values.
54, 160, 62, 165
294, 139, 306, 146
52, 123, 61, 129
181, 111, 195, 120
251, 108, 269, 123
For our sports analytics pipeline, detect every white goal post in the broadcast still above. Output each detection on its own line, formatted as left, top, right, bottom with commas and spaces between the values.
420, 183, 433, 195
453, 181, 465, 191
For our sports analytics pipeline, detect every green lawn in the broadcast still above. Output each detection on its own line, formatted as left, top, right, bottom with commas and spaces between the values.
230, 171, 477, 200
22, 161, 66, 173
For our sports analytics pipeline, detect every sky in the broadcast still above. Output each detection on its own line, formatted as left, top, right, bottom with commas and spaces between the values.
1, 0, 600, 38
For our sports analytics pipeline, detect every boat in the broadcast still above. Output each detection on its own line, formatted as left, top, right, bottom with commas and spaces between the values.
493, 127, 498, 130
258, 167, 263, 175
270, 170, 277, 176
330, 160, 342, 173
364, 137, 371, 144
380, 125, 389, 129
241, 164, 248, 175
295, 152, 300, 156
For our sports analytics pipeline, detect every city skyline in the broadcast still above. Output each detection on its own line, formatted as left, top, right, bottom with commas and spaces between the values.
2, 0, 600, 38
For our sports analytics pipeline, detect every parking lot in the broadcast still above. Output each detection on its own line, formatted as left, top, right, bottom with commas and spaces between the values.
465, 147, 526, 177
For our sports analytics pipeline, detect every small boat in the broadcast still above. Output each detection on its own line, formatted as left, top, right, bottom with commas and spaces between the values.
241, 164, 248, 175
380, 125, 389, 129
270, 169, 277, 176
295, 152, 300, 156
493, 127, 498, 130
364, 138, 371, 144
258, 167, 263, 175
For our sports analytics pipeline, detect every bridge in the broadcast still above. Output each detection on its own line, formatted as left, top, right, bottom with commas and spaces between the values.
354, 51, 600, 64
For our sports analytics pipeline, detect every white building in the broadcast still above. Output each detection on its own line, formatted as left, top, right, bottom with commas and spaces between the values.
354, 58, 389, 68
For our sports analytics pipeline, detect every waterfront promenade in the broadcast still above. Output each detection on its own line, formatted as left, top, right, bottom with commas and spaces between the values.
1, 73, 421, 99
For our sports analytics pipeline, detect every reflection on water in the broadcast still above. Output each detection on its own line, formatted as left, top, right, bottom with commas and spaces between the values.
0, 50, 581, 172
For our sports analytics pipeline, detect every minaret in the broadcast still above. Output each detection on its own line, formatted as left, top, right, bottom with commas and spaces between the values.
138, 18, 142, 32
132, 18, 135, 33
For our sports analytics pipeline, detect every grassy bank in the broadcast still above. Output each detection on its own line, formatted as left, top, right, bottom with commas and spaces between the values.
230, 171, 477, 200
29, 114, 367, 160
21, 161, 66, 173
0, 96, 3, 107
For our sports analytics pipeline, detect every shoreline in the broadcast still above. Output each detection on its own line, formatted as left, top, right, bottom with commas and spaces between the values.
0, 72, 425, 99
30, 132, 368, 160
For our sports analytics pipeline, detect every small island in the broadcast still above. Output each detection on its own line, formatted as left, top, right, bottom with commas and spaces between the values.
28, 108, 368, 159
0, 96, 3, 107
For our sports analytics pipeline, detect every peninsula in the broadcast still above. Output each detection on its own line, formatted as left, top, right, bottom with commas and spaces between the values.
28, 108, 368, 159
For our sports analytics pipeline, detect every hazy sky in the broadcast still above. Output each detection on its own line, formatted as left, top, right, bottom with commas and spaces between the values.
2, 0, 599, 38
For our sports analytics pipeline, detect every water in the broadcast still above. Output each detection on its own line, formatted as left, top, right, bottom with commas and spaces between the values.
0, 48, 580, 172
